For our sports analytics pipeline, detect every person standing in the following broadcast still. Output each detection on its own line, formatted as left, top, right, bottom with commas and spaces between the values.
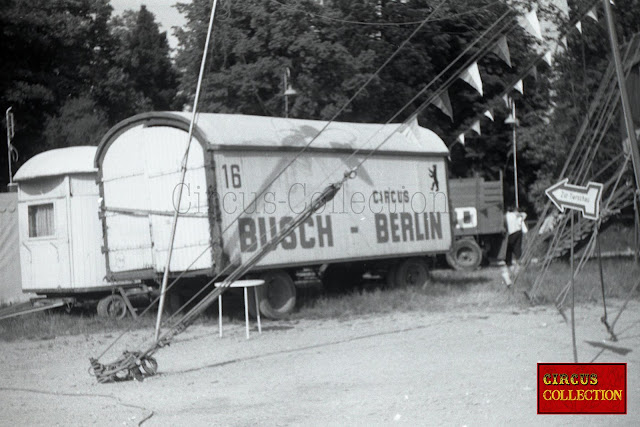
505, 206, 527, 269
502, 206, 527, 286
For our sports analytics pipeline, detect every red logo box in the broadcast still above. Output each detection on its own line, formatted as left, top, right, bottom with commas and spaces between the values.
538, 363, 627, 414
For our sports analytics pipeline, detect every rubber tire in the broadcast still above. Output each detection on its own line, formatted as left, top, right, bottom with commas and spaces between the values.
395, 257, 430, 288
446, 239, 483, 271
96, 295, 127, 320
248, 270, 297, 319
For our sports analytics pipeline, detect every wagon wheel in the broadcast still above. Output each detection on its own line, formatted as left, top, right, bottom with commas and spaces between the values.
446, 239, 483, 271
97, 295, 128, 320
248, 270, 297, 319
395, 258, 430, 288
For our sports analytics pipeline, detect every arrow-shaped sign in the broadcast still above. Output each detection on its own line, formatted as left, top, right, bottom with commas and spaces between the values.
545, 178, 604, 221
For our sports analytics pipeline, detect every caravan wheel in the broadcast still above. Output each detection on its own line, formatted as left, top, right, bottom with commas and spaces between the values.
97, 295, 127, 320
248, 270, 297, 319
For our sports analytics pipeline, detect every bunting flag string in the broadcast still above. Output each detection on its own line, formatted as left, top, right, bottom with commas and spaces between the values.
504, 113, 517, 125
440, 0, 600, 152
519, 9, 543, 41
514, 79, 523, 94
470, 120, 481, 135
399, 116, 419, 139
459, 62, 483, 96
443, 0, 604, 154
492, 35, 512, 67
431, 90, 454, 121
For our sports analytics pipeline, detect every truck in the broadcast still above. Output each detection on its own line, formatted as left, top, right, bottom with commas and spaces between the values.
94, 112, 454, 318
447, 176, 506, 270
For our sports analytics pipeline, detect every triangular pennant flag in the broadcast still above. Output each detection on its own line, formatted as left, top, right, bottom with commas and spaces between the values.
502, 94, 511, 108
561, 36, 568, 49
586, 8, 597, 22
543, 51, 553, 66
575, 21, 582, 34
457, 133, 465, 146
483, 109, 494, 121
514, 79, 524, 94
492, 36, 512, 67
610, 0, 615, 5
459, 62, 483, 96
520, 9, 543, 41
431, 90, 454, 121
400, 116, 419, 139
470, 120, 481, 135
529, 66, 538, 81
505, 113, 517, 125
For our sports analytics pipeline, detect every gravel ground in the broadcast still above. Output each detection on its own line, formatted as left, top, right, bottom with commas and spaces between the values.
0, 300, 638, 426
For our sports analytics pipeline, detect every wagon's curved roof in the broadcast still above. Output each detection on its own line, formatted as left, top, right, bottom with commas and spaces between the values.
14, 146, 97, 181
95, 112, 449, 166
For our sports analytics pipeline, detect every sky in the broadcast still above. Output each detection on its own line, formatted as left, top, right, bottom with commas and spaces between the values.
110, 0, 190, 50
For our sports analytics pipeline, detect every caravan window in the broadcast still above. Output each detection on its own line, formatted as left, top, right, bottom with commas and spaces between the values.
28, 203, 55, 237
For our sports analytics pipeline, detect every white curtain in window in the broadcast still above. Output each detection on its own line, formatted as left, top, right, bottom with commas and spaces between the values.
29, 203, 54, 237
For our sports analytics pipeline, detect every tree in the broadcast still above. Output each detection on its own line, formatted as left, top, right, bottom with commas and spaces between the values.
519, 0, 640, 212
174, 0, 545, 211
110, 5, 180, 115
42, 95, 109, 148
0, 0, 114, 185
0, 2, 182, 187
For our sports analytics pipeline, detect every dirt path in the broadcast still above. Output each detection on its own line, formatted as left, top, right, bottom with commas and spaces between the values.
1, 302, 639, 426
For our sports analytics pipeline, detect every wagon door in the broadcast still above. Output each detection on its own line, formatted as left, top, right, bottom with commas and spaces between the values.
101, 125, 155, 276
19, 189, 72, 292
140, 125, 212, 273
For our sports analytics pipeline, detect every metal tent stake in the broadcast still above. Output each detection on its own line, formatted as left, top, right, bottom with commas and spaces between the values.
569, 212, 578, 363
512, 100, 519, 209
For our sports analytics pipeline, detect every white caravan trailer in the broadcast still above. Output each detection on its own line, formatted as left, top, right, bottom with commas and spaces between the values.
12, 147, 144, 318
96, 112, 453, 317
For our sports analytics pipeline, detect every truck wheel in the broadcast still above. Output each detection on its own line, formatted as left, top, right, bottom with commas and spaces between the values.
395, 257, 430, 288
446, 239, 483, 271
97, 295, 127, 320
249, 270, 296, 319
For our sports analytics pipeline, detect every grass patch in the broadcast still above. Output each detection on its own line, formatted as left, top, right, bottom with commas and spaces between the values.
519, 258, 640, 304
3, 260, 638, 341
0, 310, 158, 342
294, 268, 519, 320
